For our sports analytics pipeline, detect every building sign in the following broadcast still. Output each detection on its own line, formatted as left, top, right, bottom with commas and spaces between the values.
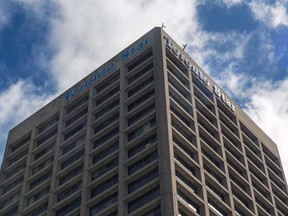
64, 36, 151, 103
122, 37, 151, 62
163, 36, 235, 112
64, 63, 116, 102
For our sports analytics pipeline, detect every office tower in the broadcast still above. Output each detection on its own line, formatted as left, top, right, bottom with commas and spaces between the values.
0, 27, 287, 216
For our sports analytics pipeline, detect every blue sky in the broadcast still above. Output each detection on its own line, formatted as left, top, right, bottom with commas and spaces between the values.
0, 0, 288, 177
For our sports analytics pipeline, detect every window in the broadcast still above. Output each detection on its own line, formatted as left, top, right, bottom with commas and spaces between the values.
59, 165, 83, 185
128, 103, 155, 126
4, 177, 23, 193
128, 168, 158, 193
128, 134, 157, 158
128, 63, 153, 84
206, 182, 224, 201
128, 151, 158, 175
95, 99, 119, 120
262, 144, 280, 167
128, 186, 159, 213
94, 127, 119, 149
240, 122, 258, 146
3, 206, 18, 216
96, 72, 120, 93
30, 172, 51, 189
166, 52, 188, 78
0, 191, 20, 209
174, 154, 196, 176
128, 76, 154, 98
170, 106, 190, 127
64, 123, 86, 141
91, 158, 118, 181
174, 137, 196, 162
167, 63, 189, 88
202, 148, 221, 169
170, 92, 190, 113
94, 113, 119, 134
62, 135, 86, 155
128, 118, 156, 142
95, 86, 119, 106
32, 156, 54, 175
8, 149, 28, 166
66, 108, 88, 127
192, 75, 213, 101
35, 145, 54, 161
91, 175, 118, 198
90, 193, 118, 215
172, 122, 194, 145
177, 190, 200, 213
56, 197, 81, 216
255, 197, 271, 214
38, 115, 59, 134
234, 207, 245, 216
36, 129, 57, 147
227, 157, 244, 177
208, 199, 226, 216
204, 164, 223, 184
127, 51, 153, 72
93, 143, 118, 164
27, 186, 50, 206
195, 99, 216, 126
197, 114, 219, 141
176, 171, 196, 193
25, 203, 48, 216
66, 94, 89, 114
178, 208, 188, 216
128, 89, 155, 112
11, 135, 31, 153
142, 206, 161, 216
58, 182, 81, 202
169, 75, 190, 100
61, 149, 85, 169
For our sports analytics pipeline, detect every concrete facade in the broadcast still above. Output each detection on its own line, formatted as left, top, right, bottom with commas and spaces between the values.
0, 27, 287, 216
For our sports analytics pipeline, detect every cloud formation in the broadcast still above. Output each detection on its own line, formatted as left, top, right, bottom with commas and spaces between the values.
249, 1, 288, 27
47, 0, 199, 91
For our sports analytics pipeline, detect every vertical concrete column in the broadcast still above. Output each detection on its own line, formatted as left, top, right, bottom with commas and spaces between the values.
238, 125, 258, 215
154, 28, 178, 216
47, 108, 64, 216
118, 59, 126, 216
80, 89, 93, 216
189, 66, 208, 215
214, 99, 234, 215
19, 129, 35, 213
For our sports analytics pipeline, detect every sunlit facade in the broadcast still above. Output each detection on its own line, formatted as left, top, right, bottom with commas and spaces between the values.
0, 27, 287, 216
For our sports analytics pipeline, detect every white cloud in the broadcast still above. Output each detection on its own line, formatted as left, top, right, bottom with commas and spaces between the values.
0, 2, 10, 29
16, 0, 50, 17
215, 66, 250, 97
249, 1, 288, 27
47, 0, 199, 91
222, 0, 243, 7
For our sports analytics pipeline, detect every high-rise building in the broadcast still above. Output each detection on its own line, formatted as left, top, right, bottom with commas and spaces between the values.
0, 27, 287, 216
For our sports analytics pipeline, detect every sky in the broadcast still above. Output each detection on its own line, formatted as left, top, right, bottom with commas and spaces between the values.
0, 0, 288, 178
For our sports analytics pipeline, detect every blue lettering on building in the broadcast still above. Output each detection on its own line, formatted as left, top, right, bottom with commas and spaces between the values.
64, 62, 116, 102
122, 37, 151, 62
163, 35, 235, 112
64, 35, 152, 103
